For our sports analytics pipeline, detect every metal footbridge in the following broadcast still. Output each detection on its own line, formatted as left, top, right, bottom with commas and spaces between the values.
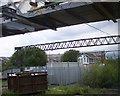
15, 35, 120, 51
0, 1, 119, 37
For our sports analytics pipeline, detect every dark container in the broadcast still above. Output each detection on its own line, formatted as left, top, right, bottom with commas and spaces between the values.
7, 71, 47, 94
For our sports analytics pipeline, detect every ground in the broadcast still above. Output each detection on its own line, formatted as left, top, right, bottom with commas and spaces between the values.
1, 80, 119, 95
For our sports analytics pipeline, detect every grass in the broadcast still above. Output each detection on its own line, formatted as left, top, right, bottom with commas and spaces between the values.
1, 83, 118, 95
44, 84, 100, 95
44, 84, 118, 95
2, 89, 17, 95
0, 79, 7, 86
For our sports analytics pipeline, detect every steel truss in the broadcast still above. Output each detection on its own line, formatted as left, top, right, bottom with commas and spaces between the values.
15, 35, 120, 51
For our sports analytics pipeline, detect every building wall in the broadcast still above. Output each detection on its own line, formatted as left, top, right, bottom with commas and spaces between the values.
78, 55, 89, 64
78, 54, 98, 65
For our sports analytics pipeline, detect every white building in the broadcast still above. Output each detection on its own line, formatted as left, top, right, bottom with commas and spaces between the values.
78, 53, 97, 65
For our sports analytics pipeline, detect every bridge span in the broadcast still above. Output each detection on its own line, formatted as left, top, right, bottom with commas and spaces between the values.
1, 2, 119, 37
15, 35, 120, 51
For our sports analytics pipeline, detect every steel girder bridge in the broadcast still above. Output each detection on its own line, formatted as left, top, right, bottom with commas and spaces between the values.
0, 1, 119, 37
15, 35, 120, 51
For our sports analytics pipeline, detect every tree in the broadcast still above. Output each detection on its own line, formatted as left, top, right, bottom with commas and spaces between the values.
2, 60, 13, 71
10, 47, 47, 71
61, 49, 80, 62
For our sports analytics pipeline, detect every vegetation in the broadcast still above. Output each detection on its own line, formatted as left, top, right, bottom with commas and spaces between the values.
1, 79, 7, 86
1, 47, 47, 72
9, 47, 47, 71
2, 89, 17, 95
61, 49, 80, 62
83, 58, 119, 88
1, 60, 13, 71
0, 64, 2, 72
41, 84, 118, 95
3, 84, 115, 95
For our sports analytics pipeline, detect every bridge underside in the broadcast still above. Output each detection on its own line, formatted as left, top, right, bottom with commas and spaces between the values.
1, 2, 119, 37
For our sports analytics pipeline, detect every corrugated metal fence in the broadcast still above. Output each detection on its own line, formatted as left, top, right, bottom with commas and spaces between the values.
47, 62, 85, 85
2, 62, 87, 85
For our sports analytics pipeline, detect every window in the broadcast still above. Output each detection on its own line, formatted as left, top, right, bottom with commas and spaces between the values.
81, 59, 83, 64
87, 58, 89, 63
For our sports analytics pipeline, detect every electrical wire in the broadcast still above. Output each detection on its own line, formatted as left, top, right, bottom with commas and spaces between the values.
85, 23, 111, 35
58, 2, 112, 36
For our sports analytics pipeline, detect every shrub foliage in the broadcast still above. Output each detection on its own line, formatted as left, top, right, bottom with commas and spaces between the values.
83, 58, 119, 88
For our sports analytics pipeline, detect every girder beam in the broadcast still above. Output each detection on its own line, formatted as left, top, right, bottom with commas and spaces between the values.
15, 35, 120, 51
93, 2, 117, 22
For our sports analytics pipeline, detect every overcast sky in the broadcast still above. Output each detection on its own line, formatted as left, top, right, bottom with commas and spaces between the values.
0, 19, 119, 57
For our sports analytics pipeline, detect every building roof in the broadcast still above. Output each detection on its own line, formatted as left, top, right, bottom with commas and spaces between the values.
0, 57, 10, 61
80, 53, 96, 58
80, 51, 105, 61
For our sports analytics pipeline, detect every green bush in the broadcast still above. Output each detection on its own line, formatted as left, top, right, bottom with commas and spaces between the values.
2, 89, 18, 95
83, 58, 119, 88
2, 60, 13, 72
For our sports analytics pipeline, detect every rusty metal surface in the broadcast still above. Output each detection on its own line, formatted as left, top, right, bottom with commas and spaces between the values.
7, 72, 47, 94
